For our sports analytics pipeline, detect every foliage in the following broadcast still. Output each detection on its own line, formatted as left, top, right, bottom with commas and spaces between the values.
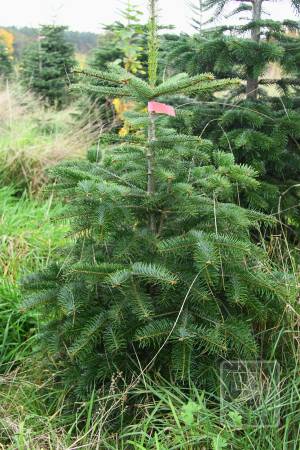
20, 25, 76, 107
22, 3, 297, 399
169, 99, 300, 237
0, 42, 12, 78
165, 3, 300, 238
110, 1, 146, 74
0, 28, 14, 54
88, 2, 150, 136
0, 83, 100, 193
2, 26, 98, 57
89, 2, 172, 77
168, 22, 300, 97
110, 2, 147, 136
90, 3, 147, 75
0, 369, 299, 448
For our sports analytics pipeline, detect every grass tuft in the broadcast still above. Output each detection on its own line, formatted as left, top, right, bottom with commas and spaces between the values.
0, 83, 102, 194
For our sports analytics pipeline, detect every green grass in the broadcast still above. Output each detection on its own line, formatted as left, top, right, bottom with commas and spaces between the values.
0, 186, 68, 373
0, 281, 36, 371
0, 186, 67, 281
0, 369, 299, 449
0, 83, 99, 194
120, 373, 300, 450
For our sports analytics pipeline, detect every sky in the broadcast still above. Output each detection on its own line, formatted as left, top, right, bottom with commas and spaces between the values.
0, 0, 297, 34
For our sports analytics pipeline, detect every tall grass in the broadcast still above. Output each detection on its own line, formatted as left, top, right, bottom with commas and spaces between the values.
0, 281, 36, 371
0, 82, 102, 194
0, 186, 67, 281
0, 186, 68, 373
0, 368, 299, 449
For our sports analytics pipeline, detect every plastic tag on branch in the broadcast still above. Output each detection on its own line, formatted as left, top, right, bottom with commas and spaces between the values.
148, 101, 176, 117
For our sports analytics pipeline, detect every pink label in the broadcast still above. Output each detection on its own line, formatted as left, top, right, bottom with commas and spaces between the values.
148, 101, 176, 117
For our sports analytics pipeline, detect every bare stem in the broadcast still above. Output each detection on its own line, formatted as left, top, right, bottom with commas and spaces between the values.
148, 0, 158, 88
147, 0, 158, 233
147, 111, 156, 232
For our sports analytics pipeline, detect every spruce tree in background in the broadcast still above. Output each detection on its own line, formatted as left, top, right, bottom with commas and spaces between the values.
0, 28, 14, 78
91, 2, 147, 75
22, 0, 296, 399
0, 42, 12, 78
20, 25, 75, 107
170, 0, 300, 98
81, 3, 149, 133
202, 0, 300, 99
167, 1, 300, 238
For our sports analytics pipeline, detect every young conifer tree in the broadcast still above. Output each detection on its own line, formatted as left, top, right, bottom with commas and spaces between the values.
23, 0, 296, 397
20, 25, 75, 107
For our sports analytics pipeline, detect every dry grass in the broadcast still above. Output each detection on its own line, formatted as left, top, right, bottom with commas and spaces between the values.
0, 82, 103, 194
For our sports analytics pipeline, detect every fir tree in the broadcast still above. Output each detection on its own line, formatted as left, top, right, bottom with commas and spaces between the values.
169, 7, 300, 97
20, 25, 75, 107
91, 2, 147, 75
22, 0, 296, 398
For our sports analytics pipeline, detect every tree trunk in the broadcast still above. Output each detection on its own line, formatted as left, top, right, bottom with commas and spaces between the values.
198, 0, 204, 34
246, 77, 259, 99
246, 0, 263, 100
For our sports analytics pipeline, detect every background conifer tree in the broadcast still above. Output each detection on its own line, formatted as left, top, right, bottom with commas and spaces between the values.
202, 0, 300, 99
90, 2, 147, 75
82, 3, 149, 133
20, 25, 75, 107
0, 28, 14, 78
22, 0, 296, 398
0, 42, 12, 78
166, 1, 300, 238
